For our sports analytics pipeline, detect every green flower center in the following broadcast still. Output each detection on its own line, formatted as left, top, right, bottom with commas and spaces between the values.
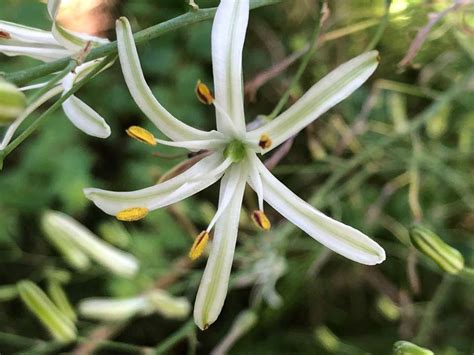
223, 139, 246, 163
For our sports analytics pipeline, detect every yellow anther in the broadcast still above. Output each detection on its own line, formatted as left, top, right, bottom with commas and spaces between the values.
126, 126, 157, 146
189, 231, 209, 260
195, 80, 214, 105
251, 210, 271, 231
258, 133, 272, 150
116, 207, 149, 222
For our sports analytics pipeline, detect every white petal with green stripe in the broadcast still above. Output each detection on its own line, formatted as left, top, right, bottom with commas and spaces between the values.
246, 51, 380, 153
116, 17, 213, 141
252, 158, 385, 265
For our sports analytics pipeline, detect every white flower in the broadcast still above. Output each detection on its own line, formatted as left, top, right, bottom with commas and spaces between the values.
84, 0, 385, 330
0, 0, 111, 150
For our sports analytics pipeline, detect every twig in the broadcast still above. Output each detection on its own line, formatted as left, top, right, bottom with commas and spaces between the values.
413, 275, 454, 345
244, 18, 380, 101
398, 0, 473, 68
2, 0, 281, 86
266, 1, 327, 120
153, 320, 195, 354
264, 137, 295, 170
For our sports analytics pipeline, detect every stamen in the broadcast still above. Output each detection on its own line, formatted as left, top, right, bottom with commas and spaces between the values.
116, 207, 149, 222
195, 80, 214, 105
0, 30, 11, 39
189, 231, 210, 260
126, 126, 157, 146
258, 134, 272, 149
251, 210, 271, 231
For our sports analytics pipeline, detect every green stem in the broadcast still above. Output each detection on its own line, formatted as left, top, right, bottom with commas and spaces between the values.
311, 70, 473, 206
267, 0, 324, 120
154, 320, 195, 354
413, 275, 454, 345
26, 60, 77, 105
364, 0, 392, 51
1, 55, 115, 159
76, 336, 151, 354
3, 0, 281, 86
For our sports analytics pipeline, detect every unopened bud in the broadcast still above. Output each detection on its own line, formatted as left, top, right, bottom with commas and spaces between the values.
147, 289, 191, 319
42, 211, 139, 278
42, 215, 91, 271
410, 225, 464, 274
0, 79, 26, 125
0, 285, 18, 302
376, 296, 400, 321
79, 295, 148, 321
17, 280, 76, 343
393, 341, 434, 355
47, 281, 77, 322
314, 326, 340, 352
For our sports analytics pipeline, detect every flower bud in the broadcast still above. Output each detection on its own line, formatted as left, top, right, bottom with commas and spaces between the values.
314, 326, 340, 352
393, 341, 434, 355
17, 280, 77, 343
410, 225, 464, 274
0, 284, 18, 302
42, 211, 139, 278
47, 281, 77, 322
376, 296, 400, 321
42, 215, 91, 271
0, 79, 26, 125
147, 289, 191, 320
78, 290, 190, 321
79, 295, 149, 321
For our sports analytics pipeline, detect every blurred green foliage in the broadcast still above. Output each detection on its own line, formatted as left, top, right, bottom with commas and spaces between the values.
0, 0, 473, 354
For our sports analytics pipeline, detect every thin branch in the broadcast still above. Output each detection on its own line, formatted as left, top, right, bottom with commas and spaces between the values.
2, 0, 281, 86
398, 0, 473, 68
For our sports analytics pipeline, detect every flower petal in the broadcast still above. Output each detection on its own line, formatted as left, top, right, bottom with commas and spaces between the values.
116, 17, 213, 141
61, 67, 111, 138
193, 163, 248, 330
0, 20, 57, 45
211, 0, 249, 134
0, 41, 69, 61
51, 22, 108, 53
252, 158, 385, 265
84, 153, 225, 216
246, 51, 380, 153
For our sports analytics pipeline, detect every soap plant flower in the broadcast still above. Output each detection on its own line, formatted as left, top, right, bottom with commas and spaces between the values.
85, 0, 386, 329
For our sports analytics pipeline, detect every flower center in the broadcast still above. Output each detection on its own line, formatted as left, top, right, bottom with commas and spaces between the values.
223, 139, 246, 163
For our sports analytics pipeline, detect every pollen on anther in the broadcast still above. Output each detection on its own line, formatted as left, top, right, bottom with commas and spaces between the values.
189, 231, 210, 260
195, 80, 214, 105
126, 126, 157, 146
251, 210, 271, 231
258, 133, 272, 150
116, 207, 149, 222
